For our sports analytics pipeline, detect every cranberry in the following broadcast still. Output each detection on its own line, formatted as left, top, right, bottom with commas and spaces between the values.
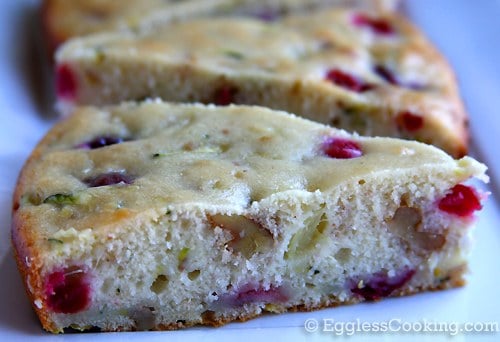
405, 82, 426, 91
56, 64, 77, 100
350, 268, 415, 301
325, 69, 374, 93
374, 65, 398, 85
213, 85, 237, 105
253, 9, 280, 21
77, 136, 125, 149
323, 137, 363, 159
396, 111, 424, 132
352, 14, 394, 35
45, 266, 91, 314
232, 285, 288, 306
438, 184, 482, 217
84, 172, 134, 187
374, 65, 425, 90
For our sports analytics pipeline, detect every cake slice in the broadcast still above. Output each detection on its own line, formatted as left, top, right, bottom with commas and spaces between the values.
42, 0, 399, 55
12, 101, 487, 333
55, 9, 468, 157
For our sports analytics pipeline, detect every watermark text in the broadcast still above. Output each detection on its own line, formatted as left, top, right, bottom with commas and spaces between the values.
304, 318, 499, 336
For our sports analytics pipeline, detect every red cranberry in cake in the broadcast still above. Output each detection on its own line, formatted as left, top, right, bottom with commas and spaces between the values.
396, 111, 424, 132
374, 65, 426, 90
438, 184, 482, 217
45, 266, 91, 314
323, 137, 363, 159
325, 69, 374, 93
406, 82, 426, 91
215, 284, 288, 308
374, 65, 398, 85
350, 268, 415, 301
232, 285, 288, 306
213, 85, 237, 106
252, 8, 280, 22
56, 64, 77, 100
352, 14, 394, 35
77, 136, 125, 149
84, 172, 134, 187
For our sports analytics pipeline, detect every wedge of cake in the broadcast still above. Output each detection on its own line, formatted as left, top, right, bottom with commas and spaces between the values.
12, 101, 487, 333
42, 0, 399, 55
55, 9, 467, 158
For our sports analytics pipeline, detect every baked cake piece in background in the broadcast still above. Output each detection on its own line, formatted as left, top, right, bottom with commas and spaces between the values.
12, 101, 487, 333
55, 9, 467, 158
42, 0, 400, 56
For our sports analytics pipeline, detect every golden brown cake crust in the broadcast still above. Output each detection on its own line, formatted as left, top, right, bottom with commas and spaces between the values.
11, 118, 71, 333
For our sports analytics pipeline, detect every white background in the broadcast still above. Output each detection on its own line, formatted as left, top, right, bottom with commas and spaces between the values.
0, 0, 499, 341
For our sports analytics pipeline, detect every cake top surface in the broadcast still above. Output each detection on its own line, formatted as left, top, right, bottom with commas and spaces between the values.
15, 101, 483, 238
58, 9, 456, 101
44, 0, 397, 45
44, 0, 199, 36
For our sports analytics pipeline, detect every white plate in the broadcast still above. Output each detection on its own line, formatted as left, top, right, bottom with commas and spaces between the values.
0, 0, 499, 340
